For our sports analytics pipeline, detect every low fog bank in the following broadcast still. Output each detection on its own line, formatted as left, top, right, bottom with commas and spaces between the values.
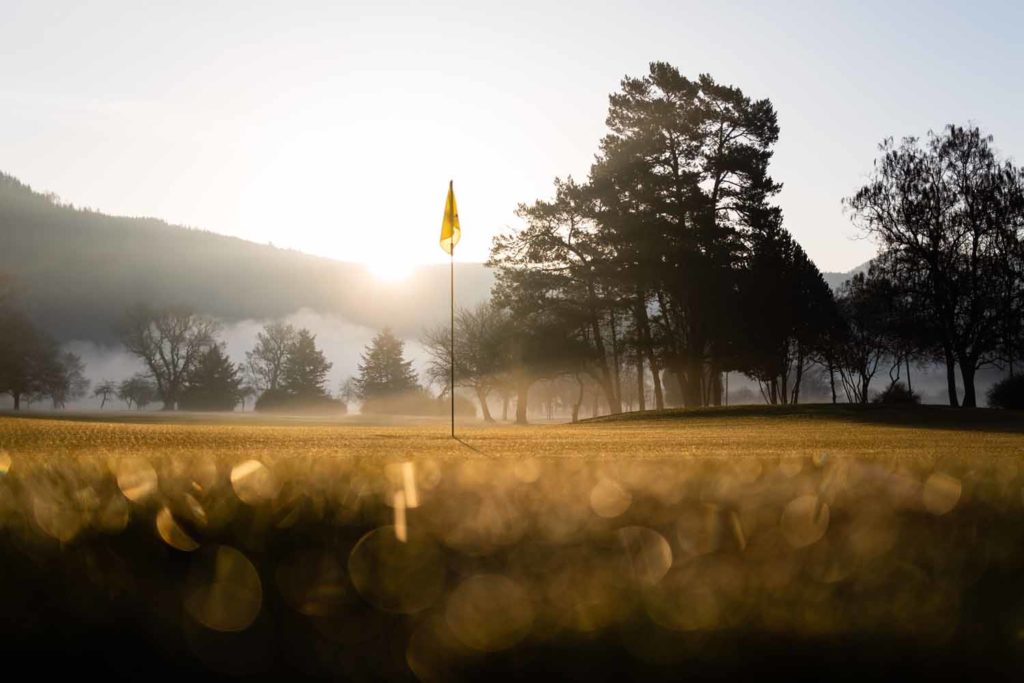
0, 306, 1009, 416
0, 308, 434, 413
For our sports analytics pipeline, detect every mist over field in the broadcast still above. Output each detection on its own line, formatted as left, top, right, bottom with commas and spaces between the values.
33, 310, 434, 412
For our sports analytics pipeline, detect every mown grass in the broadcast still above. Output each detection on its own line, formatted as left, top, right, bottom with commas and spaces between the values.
3, 403, 1023, 461
1, 405, 1024, 680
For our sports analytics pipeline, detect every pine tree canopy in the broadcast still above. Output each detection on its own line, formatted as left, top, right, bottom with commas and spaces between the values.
179, 344, 243, 411
280, 328, 332, 399
355, 328, 419, 400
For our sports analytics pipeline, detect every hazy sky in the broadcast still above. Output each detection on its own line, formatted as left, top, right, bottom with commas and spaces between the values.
3, 0, 1022, 276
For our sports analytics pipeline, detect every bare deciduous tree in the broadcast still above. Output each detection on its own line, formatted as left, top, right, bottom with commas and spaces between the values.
119, 305, 217, 410
245, 322, 298, 393
118, 374, 157, 410
93, 380, 117, 408
423, 303, 511, 422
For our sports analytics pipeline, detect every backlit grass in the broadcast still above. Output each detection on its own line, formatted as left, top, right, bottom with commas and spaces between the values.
1, 405, 1024, 679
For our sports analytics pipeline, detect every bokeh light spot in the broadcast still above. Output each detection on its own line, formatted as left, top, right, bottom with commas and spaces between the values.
446, 574, 533, 652
157, 506, 200, 551
781, 494, 830, 548
923, 473, 962, 515
590, 477, 632, 518
348, 526, 445, 614
185, 545, 262, 632
115, 458, 158, 503
230, 460, 280, 505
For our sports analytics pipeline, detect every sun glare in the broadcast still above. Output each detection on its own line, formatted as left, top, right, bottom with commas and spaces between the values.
366, 260, 415, 282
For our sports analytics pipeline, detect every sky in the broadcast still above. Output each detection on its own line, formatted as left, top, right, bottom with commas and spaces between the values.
3, 0, 1023, 277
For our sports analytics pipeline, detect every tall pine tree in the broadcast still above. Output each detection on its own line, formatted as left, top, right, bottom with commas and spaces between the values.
280, 329, 332, 399
179, 344, 243, 411
355, 328, 419, 400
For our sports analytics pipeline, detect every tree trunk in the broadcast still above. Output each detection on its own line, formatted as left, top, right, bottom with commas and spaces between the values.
650, 360, 665, 410
709, 362, 723, 407
828, 358, 837, 404
600, 376, 621, 415
609, 312, 623, 411
792, 355, 804, 405
944, 347, 959, 407
515, 377, 530, 425
636, 354, 646, 412
13, 393, 21, 411
583, 286, 619, 416
635, 293, 664, 410
859, 370, 870, 404
572, 375, 585, 423
683, 354, 703, 408
475, 386, 494, 422
958, 357, 977, 408
905, 356, 912, 393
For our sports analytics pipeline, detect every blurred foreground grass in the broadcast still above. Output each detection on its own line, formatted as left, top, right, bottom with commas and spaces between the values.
1, 405, 1024, 680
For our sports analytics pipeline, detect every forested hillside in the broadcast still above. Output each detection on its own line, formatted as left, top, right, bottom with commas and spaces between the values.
0, 173, 492, 342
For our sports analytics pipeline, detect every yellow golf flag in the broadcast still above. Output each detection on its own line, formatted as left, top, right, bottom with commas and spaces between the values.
439, 180, 460, 255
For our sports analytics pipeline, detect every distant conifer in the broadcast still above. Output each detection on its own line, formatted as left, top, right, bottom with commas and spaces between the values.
279, 329, 332, 399
179, 344, 243, 411
355, 328, 419, 400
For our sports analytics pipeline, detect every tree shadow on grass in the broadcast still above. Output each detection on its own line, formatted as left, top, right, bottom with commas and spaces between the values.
582, 403, 1024, 435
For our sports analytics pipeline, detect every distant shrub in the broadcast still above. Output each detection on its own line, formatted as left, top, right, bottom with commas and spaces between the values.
255, 389, 347, 415
872, 382, 920, 405
987, 375, 1024, 410
361, 390, 476, 417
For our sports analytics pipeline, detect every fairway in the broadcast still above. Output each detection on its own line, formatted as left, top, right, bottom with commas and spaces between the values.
4, 404, 1023, 461
3, 407, 1024, 679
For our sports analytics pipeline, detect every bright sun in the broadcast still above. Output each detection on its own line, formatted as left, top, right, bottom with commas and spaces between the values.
366, 260, 416, 282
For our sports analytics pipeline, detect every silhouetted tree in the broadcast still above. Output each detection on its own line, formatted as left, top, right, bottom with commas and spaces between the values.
245, 322, 297, 392
423, 302, 512, 422
238, 385, 258, 411
93, 380, 117, 409
179, 344, 243, 411
492, 63, 789, 414
118, 305, 217, 410
355, 329, 419, 400
0, 306, 52, 410
118, 374, 157, 410
279, 328, 332, 399
738, 218, 836, 404
834, 272, 891, 404
846, 124, 1024, 407
338, 377, 359, 405
492, 178, 624, 414
33, 351, 89, 409
589, 63, 781, 408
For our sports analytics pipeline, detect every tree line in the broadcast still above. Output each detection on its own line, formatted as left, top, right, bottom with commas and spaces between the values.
1, 291, 446, 413
0, 275, 89, 409
111, 306, 446, 413
422, 63, 1024, 421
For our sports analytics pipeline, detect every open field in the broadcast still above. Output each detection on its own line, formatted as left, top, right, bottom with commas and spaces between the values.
2, 405, 1024, 680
